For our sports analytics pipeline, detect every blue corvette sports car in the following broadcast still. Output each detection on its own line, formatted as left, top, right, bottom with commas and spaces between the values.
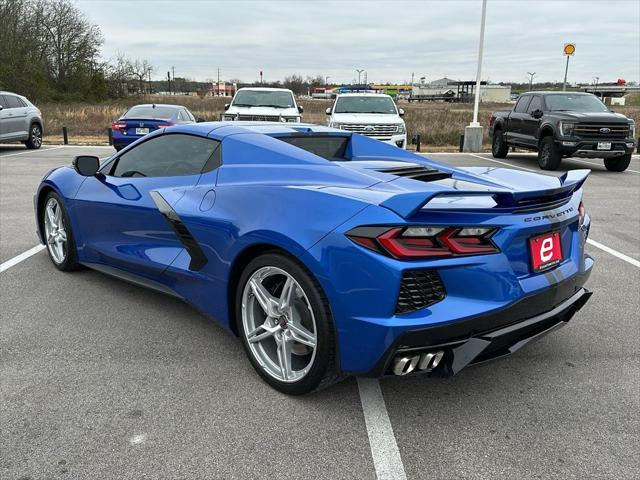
35, 122, 593, 394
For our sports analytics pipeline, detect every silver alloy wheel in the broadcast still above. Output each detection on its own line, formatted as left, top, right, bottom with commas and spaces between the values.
43, 197, 67, 264
241, 266, 318, 383
31, 125, 42, 147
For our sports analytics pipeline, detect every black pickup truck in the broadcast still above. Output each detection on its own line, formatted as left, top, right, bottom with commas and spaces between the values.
489, 92, 636, 171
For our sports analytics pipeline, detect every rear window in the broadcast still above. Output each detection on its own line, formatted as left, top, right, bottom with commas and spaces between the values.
279, 135, 349, 161
124, 105, 176, 120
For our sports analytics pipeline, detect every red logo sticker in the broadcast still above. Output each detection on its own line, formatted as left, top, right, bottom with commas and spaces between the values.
530, 232, 563, 272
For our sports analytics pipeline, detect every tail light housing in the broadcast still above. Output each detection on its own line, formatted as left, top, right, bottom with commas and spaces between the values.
111, 121, 126, 132
347, 226, 499, 259
578, 201, 586, 227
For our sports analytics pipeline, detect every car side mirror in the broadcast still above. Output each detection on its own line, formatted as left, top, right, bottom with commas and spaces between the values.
531, 109, 543, 119
325, 107, 331, 115
298, 105, 304, 114
73, 155, 100, 176
398, 108, 405, 116
0, 105, 3, 111
224, 103, 230, 111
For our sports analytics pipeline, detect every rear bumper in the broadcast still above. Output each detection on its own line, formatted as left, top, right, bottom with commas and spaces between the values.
112, 133, 142, 147
366, 266, 592, 377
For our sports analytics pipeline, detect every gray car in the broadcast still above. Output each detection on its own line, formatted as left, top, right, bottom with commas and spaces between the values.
0, 91, 44, 149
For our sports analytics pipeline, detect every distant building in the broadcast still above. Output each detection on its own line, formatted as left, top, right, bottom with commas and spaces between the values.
479, 85, 511, 103
428, 77, 457, 87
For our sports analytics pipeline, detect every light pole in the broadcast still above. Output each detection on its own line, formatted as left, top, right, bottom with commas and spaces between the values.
356, 69, 364, 85
593, 76, 600, 98
562, 43, 575, 91
463, 0, 487, 153
527, 71, 536, 91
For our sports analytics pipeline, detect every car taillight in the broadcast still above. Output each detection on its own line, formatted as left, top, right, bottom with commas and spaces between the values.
111, 122, 126, 132
578, 201, 585, 227
346, 226, 499, 259
158, 123, 175, 128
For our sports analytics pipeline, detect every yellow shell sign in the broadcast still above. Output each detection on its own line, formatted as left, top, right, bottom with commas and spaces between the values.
563, 43, 576, 55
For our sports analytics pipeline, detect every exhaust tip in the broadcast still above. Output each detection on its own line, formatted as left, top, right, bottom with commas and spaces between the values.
418, 350, 445, 372
392, 355, 419, 376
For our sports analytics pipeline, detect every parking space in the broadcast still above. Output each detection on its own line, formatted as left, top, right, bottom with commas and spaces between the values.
1, 146, 639, 479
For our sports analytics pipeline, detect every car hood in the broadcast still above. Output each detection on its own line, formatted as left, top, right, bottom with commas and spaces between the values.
226, 106, 300, 117
551, 111, 631, 123
330, 113, 404, 124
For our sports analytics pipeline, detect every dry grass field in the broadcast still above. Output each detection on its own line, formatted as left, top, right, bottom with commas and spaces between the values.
39, 95, 640, 151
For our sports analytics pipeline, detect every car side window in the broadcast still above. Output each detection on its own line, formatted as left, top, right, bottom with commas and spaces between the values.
186, 110, 196, 122
177, 110, 186, 121
0, 95, 7, 108
3, 95, 23, 109
527, 96, 542, 114
514, 96, 531, 113
110, 134, 221, 178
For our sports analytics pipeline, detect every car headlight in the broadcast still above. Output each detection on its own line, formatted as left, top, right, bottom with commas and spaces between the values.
559, 121, 576, 136
396, 124, 406, 134
630, 122, 636, 139
222, 115, 236, 121
331, 123, 342, 129
285, 117, 299, 123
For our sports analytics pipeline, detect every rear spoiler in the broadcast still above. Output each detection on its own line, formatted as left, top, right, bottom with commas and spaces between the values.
380, 169, 590, 218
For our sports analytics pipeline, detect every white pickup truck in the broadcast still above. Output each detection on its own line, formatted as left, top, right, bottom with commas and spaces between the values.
222, 87, 303, 123
326, 93, 407, 148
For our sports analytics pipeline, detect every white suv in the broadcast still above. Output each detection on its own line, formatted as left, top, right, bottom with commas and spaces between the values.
222, 87, 303, 123
326, 93, 406, 148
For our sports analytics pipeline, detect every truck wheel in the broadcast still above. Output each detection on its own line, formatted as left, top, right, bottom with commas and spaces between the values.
491, 131, 508, 158
604, 154, 632, 172
538, 137, 562, 170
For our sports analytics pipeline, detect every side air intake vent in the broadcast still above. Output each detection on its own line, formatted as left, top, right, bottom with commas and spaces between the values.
396, 270, 446, 315
378, 165, 451, 182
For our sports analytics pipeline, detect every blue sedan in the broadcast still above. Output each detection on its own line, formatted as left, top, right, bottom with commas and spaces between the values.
34, 122, 593, 394
111, 103, 197, 151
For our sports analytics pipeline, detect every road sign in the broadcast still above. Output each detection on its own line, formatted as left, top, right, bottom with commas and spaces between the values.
563, 43, 576, 56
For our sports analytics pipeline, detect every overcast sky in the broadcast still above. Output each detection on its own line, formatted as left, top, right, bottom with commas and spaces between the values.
78, 0, 639, 85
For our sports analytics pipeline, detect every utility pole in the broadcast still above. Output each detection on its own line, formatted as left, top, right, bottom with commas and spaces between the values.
260, 70, 263, 85
463, 0, 487, 153
364, 71, 367, 85
325, 76, 330, 85
411, 72, 415, 85
217, 68, 220, 96
593, 76, 600, 98
527, 71, 536, 91
172, 66, 175, 95
356, 69, 364, 85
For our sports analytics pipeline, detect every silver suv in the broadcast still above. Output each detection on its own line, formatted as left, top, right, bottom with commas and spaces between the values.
0, 91, 44, 149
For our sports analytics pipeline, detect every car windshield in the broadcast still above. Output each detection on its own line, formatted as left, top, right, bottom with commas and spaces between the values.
232, 90, 295, 108
124, 105, 176, 120
334, 96, 397, 114
545, 94, 608, 113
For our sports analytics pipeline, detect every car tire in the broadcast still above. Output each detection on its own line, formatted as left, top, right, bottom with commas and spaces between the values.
538, 136, 562, 170
491, 130, 508, 158
604, 153, 632, 172
25, 123, 43, 149
41, 191, 81, 271
236, 252, 342, 395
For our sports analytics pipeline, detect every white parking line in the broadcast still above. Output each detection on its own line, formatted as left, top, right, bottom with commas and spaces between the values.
467, 153, 538, 172
0, 245, 45, 273
566, 157, 640, 174
0, 146, 66, 158
357, 378, 407, 480
587, 239, 640, 268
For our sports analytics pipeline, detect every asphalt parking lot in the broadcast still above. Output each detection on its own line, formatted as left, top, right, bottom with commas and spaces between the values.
1, 144, 638, 480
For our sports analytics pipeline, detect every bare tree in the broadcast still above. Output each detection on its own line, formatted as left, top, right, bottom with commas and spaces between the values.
131, 59, 154, 94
